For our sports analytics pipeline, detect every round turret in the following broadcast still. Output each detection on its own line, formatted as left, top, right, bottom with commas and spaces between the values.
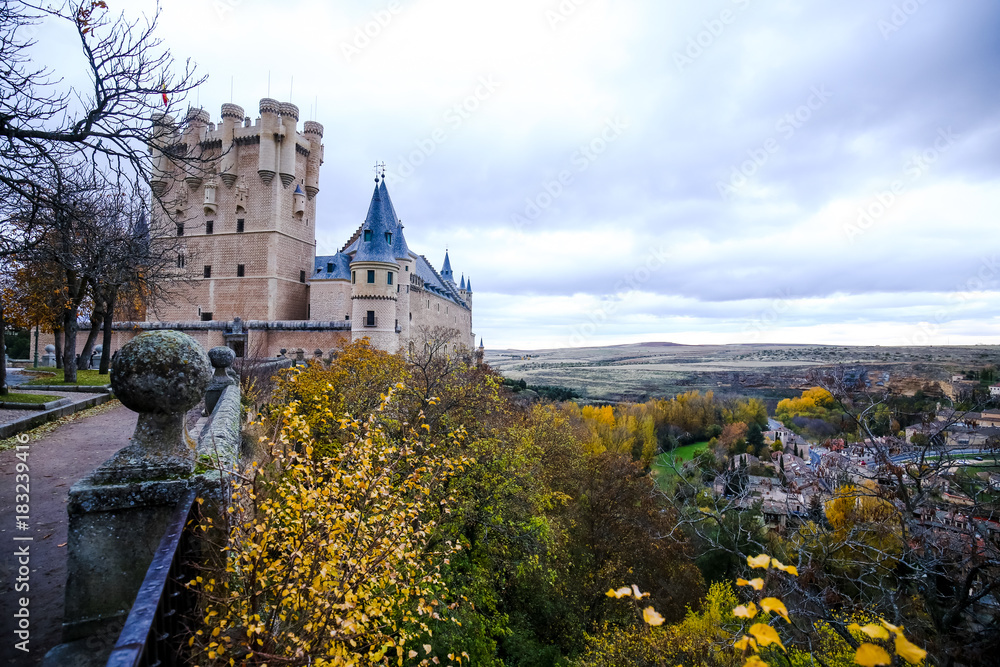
257, 98, 280, 184
303, 122, 324, 199
220, 103, 245, 121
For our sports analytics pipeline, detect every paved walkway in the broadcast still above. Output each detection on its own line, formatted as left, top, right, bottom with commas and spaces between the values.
0, 404, 136, 666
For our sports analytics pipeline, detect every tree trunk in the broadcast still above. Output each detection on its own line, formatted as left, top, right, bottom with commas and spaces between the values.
99, 289, 116, 375
54, 326, 63, 369
78, 309, 104, 370
0, 298, 7, 396
62, 310, 78, 383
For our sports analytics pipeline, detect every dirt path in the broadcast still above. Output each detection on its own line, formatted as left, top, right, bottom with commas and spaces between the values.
0, 404, 136, 666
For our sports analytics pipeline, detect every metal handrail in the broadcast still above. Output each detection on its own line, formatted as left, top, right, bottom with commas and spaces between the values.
105, 489, 200, 667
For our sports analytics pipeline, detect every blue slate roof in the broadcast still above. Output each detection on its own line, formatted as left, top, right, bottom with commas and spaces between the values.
310, 177, 470, 310
392, 221, 411, 260
352, 179, 400, 266
313, 253, 352, 280
414, 255, 470, 310
440, 250, 454, 282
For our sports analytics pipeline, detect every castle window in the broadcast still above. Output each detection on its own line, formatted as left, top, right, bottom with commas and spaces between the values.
205, 221, 214, 235
176, 223, 184, 236
176, 254, 185, 268
409, 312, 412, 321
387, 271, 393, 285
366, 310, 376, 327
345, 314, 350, 321
352, 271, 356, 284
364, 229, 372, 242
201, 312, 213, 322
236, 218, 245, 233
300, 270, 306, 283
385, 232, 392, 244
367, 270, 375, 284
204, 265, 212, 278
327, 262, 333, 273
237, 264, 245, 277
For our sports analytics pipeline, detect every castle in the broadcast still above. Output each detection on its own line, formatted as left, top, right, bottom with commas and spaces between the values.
134, 99, 474, 357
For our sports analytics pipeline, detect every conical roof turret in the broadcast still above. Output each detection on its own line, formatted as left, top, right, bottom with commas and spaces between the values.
352, 176, 400, 265
441, 250, 454, 282
459, 274, 466, 290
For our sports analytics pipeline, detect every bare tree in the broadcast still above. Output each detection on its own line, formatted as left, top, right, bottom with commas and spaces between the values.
0, 0, 208, 388
0, 1, 206, 221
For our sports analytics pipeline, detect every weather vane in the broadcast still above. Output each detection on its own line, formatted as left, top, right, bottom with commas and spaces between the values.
373, 160, 386, 181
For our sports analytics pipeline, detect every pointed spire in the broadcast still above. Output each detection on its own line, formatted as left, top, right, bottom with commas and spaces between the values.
459, 274, 466, 290
466, 277, 472, 292
479, 338, 484, 349
353, 174, 399, 265
441, 250, 454, 282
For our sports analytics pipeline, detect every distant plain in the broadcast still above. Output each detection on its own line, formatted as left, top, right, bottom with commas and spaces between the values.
485, 343, 1000, 403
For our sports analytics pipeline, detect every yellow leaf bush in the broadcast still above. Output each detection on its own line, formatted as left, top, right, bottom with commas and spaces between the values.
189, 385, 471, 666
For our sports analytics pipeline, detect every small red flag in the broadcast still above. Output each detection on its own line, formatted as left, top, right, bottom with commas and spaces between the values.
161, 82, 168, 107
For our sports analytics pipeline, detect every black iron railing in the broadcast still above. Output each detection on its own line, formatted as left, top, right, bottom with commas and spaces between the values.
105, 489, 201, 667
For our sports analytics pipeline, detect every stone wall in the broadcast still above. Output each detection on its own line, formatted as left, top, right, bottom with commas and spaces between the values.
147, 101, 321, 323
38, 319, 352, 361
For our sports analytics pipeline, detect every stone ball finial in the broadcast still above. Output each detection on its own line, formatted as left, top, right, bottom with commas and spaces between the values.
209, 346, 236, 370
111, 331, 211, 416
45, 344, 55, 354
95, 331, 211, 484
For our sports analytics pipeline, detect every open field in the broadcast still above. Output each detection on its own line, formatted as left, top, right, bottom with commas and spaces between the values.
486, 342, 1000, 403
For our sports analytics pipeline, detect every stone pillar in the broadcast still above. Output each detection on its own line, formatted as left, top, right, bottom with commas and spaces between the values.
41, 343, 56, 367
60, 331, 211, 645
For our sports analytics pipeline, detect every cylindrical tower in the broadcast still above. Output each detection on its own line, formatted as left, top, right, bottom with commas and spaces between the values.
257, 98, 280, 185
149, 112, 176, 197
219, 103, 244, 188
303, 121, 324, 200
393, 225, 412, 346
350, 260, 400, 350
278, 102, 299, 188
350, 177, 402, 351
182, 108, 210, 189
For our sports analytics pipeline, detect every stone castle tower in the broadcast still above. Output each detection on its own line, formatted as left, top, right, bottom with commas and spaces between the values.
142, 97, 474, 357
148, 99, 324, 322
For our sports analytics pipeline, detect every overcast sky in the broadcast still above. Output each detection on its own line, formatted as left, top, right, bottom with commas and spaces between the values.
44, 0, 1000, 349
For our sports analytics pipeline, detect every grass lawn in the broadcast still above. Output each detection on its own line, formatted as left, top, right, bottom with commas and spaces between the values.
0, 392, 65, 404
23, 369, 111, 386
650, 441, 710, 484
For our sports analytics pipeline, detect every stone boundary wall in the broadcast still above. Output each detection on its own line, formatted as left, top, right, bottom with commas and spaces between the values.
37, 320, 352, 360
